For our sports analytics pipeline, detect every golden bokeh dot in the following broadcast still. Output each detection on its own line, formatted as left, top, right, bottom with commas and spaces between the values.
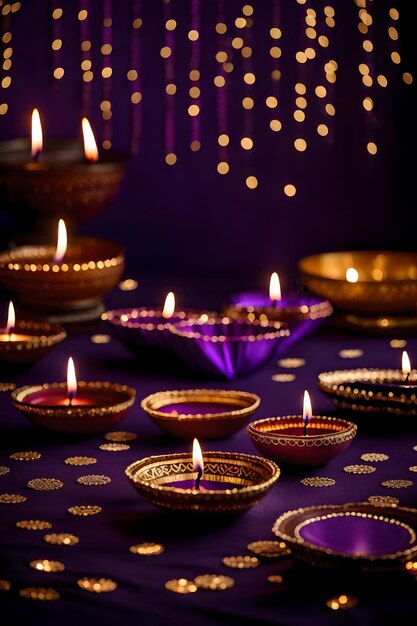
315, 85, 327, 98
361, 11, 372, 26
295, 83, 306, 95
241, 46, 252, 58
102, 67, 112, 78
224, 62, 234, 73
270, 46, 282, 58
294, 138, 307, 152
388, 27, 398, 41
81, 40, 91, 52
190, 140, 201, 152
131, 92, 142, 104
214, 75, 225, 87
306, 8, 316, 16
52, 39, 62, 51
215, 22, 227, 34
246, 176, 258, 190
232, 37, 244, 49
363, 40, 373, 52
389, 8, 399, 20
284, 184, 296, 197
325, 103, 336, 116
102, 110, 112, 120
305, 47, 316, 59
359, 63, 369, 76
217, 161, 229, 174
81, 60, 92, 70
160, 46, 172, 59
165, 83, 176, 95
297, 0, 307, 4
403, 72, 413, 85
326, 73, 336, 84
358, 22, 368, 34
317, 123, 329, 136
241, 137, 253, 150
52, 8, 63, 19
54, 67, 64, 80
218, 134, 229, 146
244, 72, 256, 85
165, 153, 177, 165
324, 62, 335, 74
78, 9, 88, 21
266, 96, 278, 108
103, 17, 112, 27
3, 48, 13, 59
318, 35, 329, 47
189, 86, 200, 98
2, 32, 12, 44
165, 19, 176, 31
305, 16, 316, 27
127, 69, 138, 81
188, 104, 200, 117
325, 6, 335, 17
242, 97, 254, 109
362, 75, 373, 87
3, 59, 12, 71
235, 17, 246, 28
189, 69, 200, 81
391, 51, 401, 64
215, 51, 227, 63
271, 69, 281, 81
367, 142, 377, 155
188, 30, 199, 41
102, 140, 111, 150
270, 27, 282, 39
83, 71, 93, 82
1, 76, 11, 88
133, 18, 142, 29
363, 97, 373, 111
377, 74, 388, 87
306, 27, 316, 39
270, 119, 282, 132
101, 44, 112, 55
296, 51, 307, 64
242, 5, 253, 16
100, 100, 111, 111
295, 96, 307, 109
294, 109, 305, 122
326, 17, 335, 27
0, 103, 9, 115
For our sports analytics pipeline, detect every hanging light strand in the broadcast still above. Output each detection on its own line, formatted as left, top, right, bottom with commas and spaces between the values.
188, 0, 201, 152
79, 0, 92, 115
215, 0, 229, 175
239, 5, 257, 190
355, 0, 377, 157
268, 0, 282, 135
163, 0, 176, 165
129, 0, 142, 154
1, 1, 19, 117
101, 0, 113, 149
316, 3, 336, 143
51, 1, 64, 81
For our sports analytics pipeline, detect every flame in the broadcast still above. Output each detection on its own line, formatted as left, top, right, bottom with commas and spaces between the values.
303, 390, 312, 427
31, 108, 43, 157
192, 438, 204, 474
162, 291, 175, 319
269, 272, 281, 302
53, 218, 67, 263
346, 267, 359, 283
82, 117, 99, 162
402, 351, 411, 378
67, 357, 77, 400
5, 301, 15, 334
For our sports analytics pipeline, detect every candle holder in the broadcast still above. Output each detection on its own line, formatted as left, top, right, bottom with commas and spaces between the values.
298, 251, 417, 332
0, 139, 128, 238
247, 415, 356, 466
0, 319, 66, 366
125, 451, 280, 514
272, 502, 417, 570
169, 317, 290, 379
319, 369, 417, 416
141, 389, 260, 439
0, 238, 124, 323
12, 381, 135, 435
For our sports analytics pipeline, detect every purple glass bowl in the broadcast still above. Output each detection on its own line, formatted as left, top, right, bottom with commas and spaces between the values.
169, 317, 290, 379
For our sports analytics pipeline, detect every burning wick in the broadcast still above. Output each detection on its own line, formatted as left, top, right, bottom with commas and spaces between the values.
67, 357, 77, 406
162, 291, 175, 319
31, 108, 43, 162
53, 219, 67, 264
5, 301, 15, 338
192, 438, 204, 491
269, 272, 281, 308
402, 351, 411, 384
303, 390, 312, 437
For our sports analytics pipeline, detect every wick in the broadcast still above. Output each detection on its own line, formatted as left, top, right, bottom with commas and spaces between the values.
195, 468, 202, 491
303, 420, 308, 437
68, 392, 73, 407
405, 372, 410, 384
32, 150, 40, 163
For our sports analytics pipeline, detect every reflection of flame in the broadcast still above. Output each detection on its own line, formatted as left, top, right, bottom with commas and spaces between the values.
303, 390, 312, 427
67, 357, 77, 402
192, 438, 204, 474
5, 301, 15, 334
402, 351, 411, 378
82, 117, 99, 162
269, 272, 281, 302
31, 108, 43, 158
346, 267, 359, 283
54, 219, 67, 264
162, 292, 175, 319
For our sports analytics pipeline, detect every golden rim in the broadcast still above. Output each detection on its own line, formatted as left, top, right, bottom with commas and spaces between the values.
105, 308, 205, 331
226, 300, 333, 321
248, 415, 357, 446
12, 381, 136, 418
141, 389, 260, 422
169, 316, 289, 342
0, 320, 66, 352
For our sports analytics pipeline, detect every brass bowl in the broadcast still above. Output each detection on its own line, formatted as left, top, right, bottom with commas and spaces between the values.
141, 389, 260, 439
0, 320, 66, 365
125, 451, 280, 514
298, 251, 417, 314
0, 237, 124, 318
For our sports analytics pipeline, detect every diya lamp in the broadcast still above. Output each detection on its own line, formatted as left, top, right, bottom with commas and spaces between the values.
298, 251, 417, 332
12, 356, 136, 435
0, 108, 128, 238
141, 388, 261, 439
125, 438, 280, 514
0, 300, 66, 365
0, 217, 124, 322
247, 390, 357, 466
319, 350, 417, 416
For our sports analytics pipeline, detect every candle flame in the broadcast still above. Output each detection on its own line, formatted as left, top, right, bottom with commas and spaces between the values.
162, 291, 175, 319
31, 108, 43, 158
303, 390, 312, 427
346, 267, 359, 283
53, 218, 67, 264
82, 117, 99, 162
67, 357, 77, 401
192, 438, 204, 474
269, 272, 281, 302
5, 301, 15, 334
402, 351, 411, 378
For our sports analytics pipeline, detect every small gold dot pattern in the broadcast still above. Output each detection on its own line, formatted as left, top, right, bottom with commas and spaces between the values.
326, 594, 358, 611
301, 477, 335, 487
105, 431, 138, 442
381, 480, 413, 489
247, 540, 290, 558
99, 443, 130, 452
165, 578, 198, 594
68, 505, 102, 516
16, 520, 52, 530
222, 555, 260, 569
0, 579, 12, 591
65, 456, 97, 466
278, 358, 306, 368
0, 466, 10, 475
77, 475, 111, 486
361, 453, 389, 462
44, 533, 79, 546
0, 493, 27, 504
30, 560, 65, 573
271, 374, 296, 382
19, 587, 60, 601
267, 575, 284, 584
10, 451, 41, 461
194, 574, 235, 591
77, 578, 117, 593
367, 495, 399, 506
129, 542, 165, 556
27, 478, 64, 491
344, 465, 376, 475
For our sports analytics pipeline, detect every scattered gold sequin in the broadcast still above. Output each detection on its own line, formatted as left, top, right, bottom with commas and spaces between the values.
338, 349, 364, 359
44, 533, 79, 546
90, 334, 111, 344
277, 358, 306, 368
194, 574, 234, 591
0, 382, 16, 392
105, 431, 138, 442
65, 456, 97, 466
222, 555, 260, 569
301, 477, 335, 487
0, 579, 11, 591
344, 465, 376, 475
267, 575, 284, 584
129, 542, 165, 556
165, 578, 198, 594
0, 493, 27, 504
77, 474, 111, 486
27, 478, 63, 491
271, 374, 296, 382
247, 540, 289, 558
68, 505, 102, 516
390, 339, 407, 349
30, 560, 65, 573
78, 578, 117, 593
0, 466, 10, 475
326, 594, 358, 610
368, 495, 399, 506
20, 587, 60, 601
10, 451, 41, 461
16, 520, 52, 530
410, 467, 417, 473
99, 443, 130, 452
382, 480, 413, 489
361, 453, 389, 462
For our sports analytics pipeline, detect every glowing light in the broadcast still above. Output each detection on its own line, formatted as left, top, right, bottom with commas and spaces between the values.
367, 142, 377, 155
295, 138, 307, 152
266, 96, 278, 108
295, 83, 306, 95
218, 134, 229, 147
188, 104, 200, 117
54, 219, 67, 264
31, 108, 43, 158
244, 72, 256, 85
162, 292, 175, 319
270, 119, 282, 132
165, 153, 177, 165
242, 97, 254, 109
270, 27, 281, 39
303, 390, 312, 430
269, 272, 281, 302
54, 67, 64, 80
284, 184, 296, 197
403, 73, 413, 85
192, 438, 204, 476
317, 124, 329, 137
294, 110, 305, 122
217, 162, 229, 175
246, 176, 258, 190
346, 268, 359, 283
402, 351, 411, 378
5, 301, 15, 334
363, 97, 373, 111
82, 118, 99, 162
67, 357, 77, 403
241, 137, 253, 150
188, 30, 199, 41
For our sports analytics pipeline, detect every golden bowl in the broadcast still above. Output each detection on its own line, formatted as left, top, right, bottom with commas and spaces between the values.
298, 251, 417, 314
0, 320, 66, 365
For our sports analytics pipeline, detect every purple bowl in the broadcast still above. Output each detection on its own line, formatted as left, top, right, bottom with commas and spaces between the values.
169, 317, 290, 379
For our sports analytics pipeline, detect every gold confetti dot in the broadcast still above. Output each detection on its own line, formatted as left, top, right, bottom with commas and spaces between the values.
68, 505, 102, 516
165, 578, 198, 594
44, 533, 79, 546
77, 475, 111, 486
0, 466, 10, 475
382, 480, 413, 489
278, 358, 305, 368
222, 555, 260, 569
105, 431, 138, 442
99, 443, 130, 452
338, 349, 364, 359
91, 334, 111, 344
194, 574, 235, 591
301, 477, 335, 487
344, 465, 375, 475
361, 453, 389, 462
10, 451, 41, 461
20, 587, 60, 601
65, 456, 97, 466
367, 495, 399, 506
390, 339, 407, 349
0, 493, 27, 504
129, 542, 165, 556
271, 374, 296, 382
27, 478, 63, 491
78, 578, 117, 593
16, 520, 52, 530
118, 278, 138, 291
247, 541, 289, 558
30, 560, 65, 573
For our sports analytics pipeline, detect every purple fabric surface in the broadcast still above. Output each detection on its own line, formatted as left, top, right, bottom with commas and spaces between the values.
1, 285, 417, 625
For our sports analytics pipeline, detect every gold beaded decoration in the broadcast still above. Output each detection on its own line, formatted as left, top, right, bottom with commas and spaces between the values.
267, 574, 284, 584
300, 477, 335, 487
165, 578, 198, 594
27, 478, 64, 491
343, 464, 376, 474
77, 474, 111, 486
0, 493, 27, 504
367, 495, 399, 506
338, 349, 364, 359
99, 443, 130, 452
30, 560, 65, 573
10, 451, 41, 461
19, 587, 60, 601
0, 382, 16, 392
326, 594, 359, 611
129, 543, 165, 556
0, 466, 10, 475
44, 533, 79, 546
105, 431, 138, 442
16, 520, 52, 530
68, 505, 102, 516
194, 574, 235, 591
78, 578, 117, 593
65, 456, 97, 466
382, 480, 413, 489
0, 579, 11, 591
247, 540, 290, 558
222, 555, 260, 569
361, 453, 389, 462
278, 358, 306, 368
409, 466, 417, 473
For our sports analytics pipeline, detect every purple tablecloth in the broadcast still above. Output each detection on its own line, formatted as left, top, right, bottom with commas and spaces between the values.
1, 287, 417, 625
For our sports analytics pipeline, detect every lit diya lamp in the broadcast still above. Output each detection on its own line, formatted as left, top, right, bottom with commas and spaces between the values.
0, 300, 66, 365
0, 108, 128, 237
12, 356, 135, 435
247, 390, 357, 466
0, 217, 124, 322
319, 350, 417, 416
125, 438, 280, 514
